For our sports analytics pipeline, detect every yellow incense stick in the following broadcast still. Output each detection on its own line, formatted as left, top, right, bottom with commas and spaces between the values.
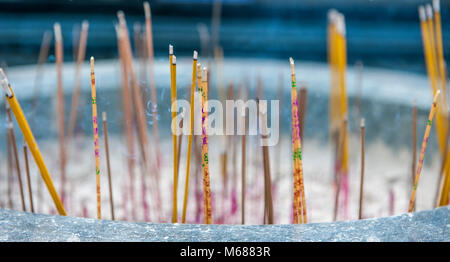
0, 69, 66, 215
170, 48, 178, 223
182, 51, 198, 223
409, 91, 440, 212
201, 67, 212, 224
90, 57, 101, 219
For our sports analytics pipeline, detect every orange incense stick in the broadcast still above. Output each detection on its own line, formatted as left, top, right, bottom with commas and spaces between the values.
182, 51, 198, 223
54, 23, 67, 207
90, 57, 101, 219
241, 108, 246, 225
289, 58, 307, 224
200, 67, 212, 224
31, 30, 52, 113
409, 91, 440, 212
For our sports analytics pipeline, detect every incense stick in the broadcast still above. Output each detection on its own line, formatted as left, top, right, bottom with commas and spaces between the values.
408, 91, 440, 212
412, 101, 417, 211
333, 116, 347, 221
260, 107, 274, 224
23, 143, 34, 213
115, 24, 137, 221
67, 21, 89, 154
6, 131, 13, 209
201, 67, 212, 224
6, 112, 26, 212
31, 31, 52, 113
241, 109, 246, 225
1, 69, 66, 215
289, 58, 307, 224
103, 112, 115, 220
90, 57, 101, 219
54, 23, 67, 208
182, 51, 198, 223
171, 51, 178, 223
358, 118, 365, 220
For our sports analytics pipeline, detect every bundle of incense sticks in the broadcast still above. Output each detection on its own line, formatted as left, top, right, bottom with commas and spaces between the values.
409, 91, 440, 212
54, 23, 67, 207
289, 58, 307, 224
327, 10, 350, 219
418, 3, 450, 207
1, 69, 66, 215
200, 67, 212, 224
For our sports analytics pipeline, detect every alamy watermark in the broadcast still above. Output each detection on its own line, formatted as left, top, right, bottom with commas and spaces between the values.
171, 91, 280, 146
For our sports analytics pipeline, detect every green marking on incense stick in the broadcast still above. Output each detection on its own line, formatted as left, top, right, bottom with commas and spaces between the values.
92, 98, 96, 105
293, 149, 302, 161
292, 81, 296, 88
96, 168, 100, 175
427, 120, 432, 126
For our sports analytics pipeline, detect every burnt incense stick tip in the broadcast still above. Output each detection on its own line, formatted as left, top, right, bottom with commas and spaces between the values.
90, 56, 95, 72
0, 68, 12, 97
433, 90, 441, 104
54, 23, 62, 42
202, 67, 207, 81
193, 50, 198, 60
172, 55, 176, 65
289, 57, 295, 75
433, 0, 440, 12
327, 9, 338, 22
169, 44, 173, 55
144, 2, 151, 19
418, 6, 426, 21
426, 4, 434, 19
81, 20, 89, 30
336, 13, 346, 36
102, 111, 107, 122
360, 118, 365, 128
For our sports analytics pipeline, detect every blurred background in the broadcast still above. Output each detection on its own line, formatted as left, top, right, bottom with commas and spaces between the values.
0, 0, 448, 72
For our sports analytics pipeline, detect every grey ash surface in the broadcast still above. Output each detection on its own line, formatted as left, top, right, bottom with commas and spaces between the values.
0, 207, 448, 242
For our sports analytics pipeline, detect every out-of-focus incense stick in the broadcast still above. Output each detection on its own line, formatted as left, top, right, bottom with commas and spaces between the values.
182, 51, 198, 223
6, 107, 26, 211
31, 31, 52, 113
90, 57, 101, 219
1, 68, 66, 215
241, 109, 246, 225
260, 106, 274, 224
67, 21, 89, 154
201, 67, 212, 224
333, 116, 347, 221
171, 51, 178, 223
103, 112, 115, 220
409, 91, 440, 212
358, 118, 365, 220
23, 143, 34, 213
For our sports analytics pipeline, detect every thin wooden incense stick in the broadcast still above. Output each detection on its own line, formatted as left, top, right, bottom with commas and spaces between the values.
6, 133, 13, 209
260, 107, 274, 224
90, 57, 101, 219
412, 101, 417, 185
289, 58, 307, 224
1, 68, 66, 215
201, 67, 212, 224
6, 110, 26, 211
241, 109, 246, 225
67, 21, 89, 154
23, 143, 34, 213
182, 51, 198, 223
333, 116, 347, 221
102, 112, 115, 220
143, 2, 162, 174
31, 30, 52, 113
54, 23, 67, 207
358, 118, 365, 220
171, 52, 179, 223
408, 90, 440, 212
115, 24, 137, 221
